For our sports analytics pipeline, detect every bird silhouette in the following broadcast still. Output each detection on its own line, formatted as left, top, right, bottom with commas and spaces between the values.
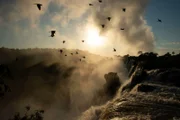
113, 48, 116, 52
60, 50, 63, 53
50, 30, 56, 37
39, 110, 45, 113
157, 19, 162, 23
107, 17, 111, 21
99, 0, 102, 3
120, 28, 125, 30
101, 24, 105, 28
34, 3, 42, 10
122, 8, 126, 12
63, 40, 65, 44
25, 106, 30, 111
89, 3, 93, 6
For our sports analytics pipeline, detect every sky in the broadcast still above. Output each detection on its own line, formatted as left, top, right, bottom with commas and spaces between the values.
0, 0, 180, 56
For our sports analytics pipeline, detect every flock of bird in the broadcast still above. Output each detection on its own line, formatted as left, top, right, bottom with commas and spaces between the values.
34, 1, 163, 59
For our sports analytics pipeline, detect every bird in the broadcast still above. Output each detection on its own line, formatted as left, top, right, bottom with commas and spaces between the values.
39, 110, 45, 113
89, 3, 93, 6
71, 53, 73, 55
82, 40, 85, 42
25, 106, 30, 111
101, 24, 105, 28
60, 50, 63, 53
107, 17, 111, 21
50, 30, 56, 37
63, 40, 65, 44
157, 19, 162, 23
99, 0, 102, 3
120, 28, 125, 30
34, 3, 42, 10
122, 8, 126, 12
113, 48, 116, 52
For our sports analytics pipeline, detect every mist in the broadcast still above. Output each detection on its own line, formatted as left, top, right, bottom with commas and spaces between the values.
0, 48, 128, 120
87, 0, 155, 55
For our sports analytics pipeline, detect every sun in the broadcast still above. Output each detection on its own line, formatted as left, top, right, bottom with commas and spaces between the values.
86, 27, 106, 47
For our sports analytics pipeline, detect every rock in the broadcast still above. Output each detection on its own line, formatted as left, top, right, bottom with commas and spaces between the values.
104, 72, 121, 97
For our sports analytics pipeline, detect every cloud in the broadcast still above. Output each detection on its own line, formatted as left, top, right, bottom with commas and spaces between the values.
0, 0, 155, 56
87, 0, 155, 55
156, 47, 180, 55
161, 41, 180, 45
53, 0, 90, 19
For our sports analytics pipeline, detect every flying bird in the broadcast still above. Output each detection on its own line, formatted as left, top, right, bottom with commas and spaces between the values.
89, 3, 93, 6
101, 24, 105, 28
34, 3, 42, 10
122, 8, 126, 12
50, 30, 56, 37
107, 17, 111, 21
39, 110, 45, 113
25, 106, 30, 111
63, 40, 65, 43
60, 50, 63, 53
113, 48, 116, 52
99, 0, 102, 3
157, 19, 162, 23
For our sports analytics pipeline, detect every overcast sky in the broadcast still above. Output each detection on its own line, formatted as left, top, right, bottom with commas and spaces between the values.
0, 0, 180, 56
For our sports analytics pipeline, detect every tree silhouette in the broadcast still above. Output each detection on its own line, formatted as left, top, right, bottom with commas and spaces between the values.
137, 51, 143, 55
9, 106, 45, 120
163, 52, 171, 57
0, 64, 12, 99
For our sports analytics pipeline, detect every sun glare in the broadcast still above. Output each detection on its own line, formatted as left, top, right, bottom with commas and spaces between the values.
86, 27, 106, 47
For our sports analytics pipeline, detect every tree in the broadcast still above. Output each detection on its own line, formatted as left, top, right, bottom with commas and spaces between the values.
9, 106, 45, 120
138, 51, 143, 55
163, 52, 171, 57
172, 51, 175, 55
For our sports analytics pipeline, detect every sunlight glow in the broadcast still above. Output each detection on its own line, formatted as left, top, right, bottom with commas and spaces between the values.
86, 27, 106, 47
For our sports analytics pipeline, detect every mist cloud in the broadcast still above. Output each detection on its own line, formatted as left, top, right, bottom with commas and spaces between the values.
0, 48, 128, 120
89, 0, 155, 55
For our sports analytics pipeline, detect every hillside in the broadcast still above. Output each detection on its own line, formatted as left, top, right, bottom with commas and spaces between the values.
80, 52, 180, 120
1, 49, 180, 120
0, 47, 127, 120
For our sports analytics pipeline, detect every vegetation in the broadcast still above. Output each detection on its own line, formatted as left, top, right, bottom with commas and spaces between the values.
123, 51, 180, 71
8, 106, 45, 120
